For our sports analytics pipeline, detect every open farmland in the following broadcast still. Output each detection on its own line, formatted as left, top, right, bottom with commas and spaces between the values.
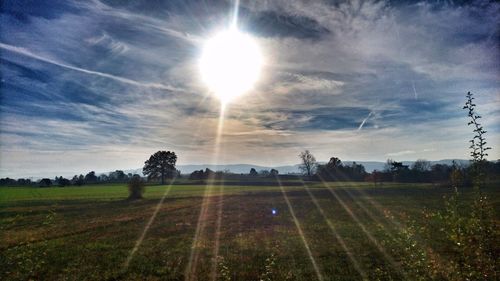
1, 181, 498, 280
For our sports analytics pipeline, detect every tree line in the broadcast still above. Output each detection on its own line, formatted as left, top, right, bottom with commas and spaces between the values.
2, 156, 498, 188
0, 151, 180, 187
298, 150, 499, 186
0, 170, 144, 187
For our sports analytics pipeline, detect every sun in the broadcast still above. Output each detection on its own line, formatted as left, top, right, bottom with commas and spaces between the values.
199, 28, 262, 105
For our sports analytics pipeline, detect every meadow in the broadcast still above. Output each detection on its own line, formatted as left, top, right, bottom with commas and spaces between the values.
1, 181, 498, 280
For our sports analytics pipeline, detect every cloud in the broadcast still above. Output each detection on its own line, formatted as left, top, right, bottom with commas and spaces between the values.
386, 150, 416, 157
0, 0, 499, 178
0, 43, 182, 91
85, 32, 129, 55
273, 72, 344, 94
241, 9, 330, 40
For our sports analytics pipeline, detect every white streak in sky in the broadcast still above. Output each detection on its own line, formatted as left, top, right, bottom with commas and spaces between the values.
412, 80, 418, 100
0, 42, 183, 92
357, 111, 374, 131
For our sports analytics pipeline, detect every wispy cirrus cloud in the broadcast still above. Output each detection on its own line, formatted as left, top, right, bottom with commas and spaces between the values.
0, 0, 498, 178
0, 43, 183, 91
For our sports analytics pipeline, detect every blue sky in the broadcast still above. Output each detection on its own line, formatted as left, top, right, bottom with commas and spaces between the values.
0, 0, 499, 178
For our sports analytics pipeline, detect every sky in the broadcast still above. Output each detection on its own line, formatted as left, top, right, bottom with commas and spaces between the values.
0, 0, 499, 178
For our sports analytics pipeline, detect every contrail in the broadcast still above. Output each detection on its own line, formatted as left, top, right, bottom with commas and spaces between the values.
412, 80, 418, 100
357, 111, 373, 131
0, 42, 182, 91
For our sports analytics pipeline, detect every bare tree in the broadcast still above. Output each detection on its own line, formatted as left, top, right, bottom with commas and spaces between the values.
299, 150, 317, 178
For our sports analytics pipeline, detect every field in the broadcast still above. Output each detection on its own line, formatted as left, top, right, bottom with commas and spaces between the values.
1, 181, 499, 280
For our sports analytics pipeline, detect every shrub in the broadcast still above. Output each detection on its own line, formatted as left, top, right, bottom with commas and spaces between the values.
128, 176, 144, 200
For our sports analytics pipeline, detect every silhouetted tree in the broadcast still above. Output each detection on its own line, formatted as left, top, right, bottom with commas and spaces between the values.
17, 178, 32, 186
383, 159, 415, 182
39, 178, 52, 187
189, 169, 205, 180
143, 151, 177, 184
72, 174, 85, 186
249, 168, 258, 177
98, 174, 109, 182
343, 162, 367, 181
411, 159, 431, 182
384, 159, 394, 172
0, 178, 17, 186
317, 157, 366, 181
299, 150, 317, 178
56, 177, 71, 187
270, 169, 279, 176
109, 170, 127, 182
204, 168, 215, 179
84, 171, 98, 183
259, 170, 270, 177
390, 161, 406, 172
317, 157, 342, 180
328, 157, 342, 169
386, 160, 410, 182
430, 164, 453, 182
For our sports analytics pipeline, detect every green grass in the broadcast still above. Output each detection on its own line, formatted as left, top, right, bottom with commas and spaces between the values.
0, 182, 436, 203
1, 181, 498, 280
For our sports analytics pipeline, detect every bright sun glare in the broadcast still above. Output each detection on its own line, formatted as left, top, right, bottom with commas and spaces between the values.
200, 28, 262, 105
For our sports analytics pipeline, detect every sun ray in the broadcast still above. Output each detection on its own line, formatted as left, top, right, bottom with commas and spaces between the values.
185, 104, 226, 281
342, 185, 448, 271
184, 182, 216, 281
231, 0, 240, 28
274, 176, 324, 281
123, 178, 176, 271
210, 107, 226, 281
300, 181, 369, 280
316, 174, 406, 278
323, 167, 446, 267
237, 92, 325, 280
209, 180, 225, 281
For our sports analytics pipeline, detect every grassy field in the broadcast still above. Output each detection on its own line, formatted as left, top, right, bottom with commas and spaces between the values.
1, 181, 498, 280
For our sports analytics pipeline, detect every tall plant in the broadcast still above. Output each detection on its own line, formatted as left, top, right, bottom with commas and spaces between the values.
463, 91, 491, 189
376, 91, 497, 280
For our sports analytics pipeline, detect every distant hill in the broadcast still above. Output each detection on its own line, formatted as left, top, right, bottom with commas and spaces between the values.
175, 164, 301, 175
123, 159, 470, 176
